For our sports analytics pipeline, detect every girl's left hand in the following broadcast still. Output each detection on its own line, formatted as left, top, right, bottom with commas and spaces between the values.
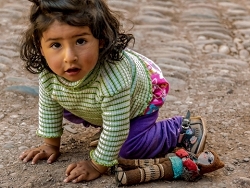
64, 160, 108, 183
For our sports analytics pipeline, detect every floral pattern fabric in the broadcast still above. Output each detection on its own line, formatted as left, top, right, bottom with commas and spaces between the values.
143, 58, 169, 114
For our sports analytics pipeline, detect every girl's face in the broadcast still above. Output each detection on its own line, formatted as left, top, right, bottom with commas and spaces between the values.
40, 21, 103, 82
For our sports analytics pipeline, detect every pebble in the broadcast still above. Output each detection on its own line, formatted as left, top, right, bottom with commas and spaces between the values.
219, 45, 230, 54
5, 85, 39, 96
197, 35, 207, 40
18, 146, 29, 151
158, 64, 192, 74
167, 41, 194, 51
226, 164, 235, 171
156, 58, 190, 68
224, 59, 249, 67
107, 1, 137, 10
233, 20, 250, 29
10, 114, 19, 119
0, 114, 4, 120
243, 158, 250, 162
3, 143, 15, 149
133, 15, 172, 25
0, 49, 19, 58
239, 49, 249, 58
166, 95, 178, 102
195, 31, 232, 40
0, 63, 8, 71
203, 44, 214, 53
135, 25, 175, 34
64, 125, 78, 134
10, 172, 17, 177
0, 56, 12, 64
236, 177, 250, 186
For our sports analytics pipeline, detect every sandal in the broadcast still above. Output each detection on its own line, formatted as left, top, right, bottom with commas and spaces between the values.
178, 110, 207, 154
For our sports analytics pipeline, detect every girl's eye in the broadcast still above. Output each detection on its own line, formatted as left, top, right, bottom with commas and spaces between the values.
76, 38, 86, 45
51, 43, 61, 48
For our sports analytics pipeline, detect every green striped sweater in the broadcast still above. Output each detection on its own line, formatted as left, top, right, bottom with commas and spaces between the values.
37, 49, 152, 166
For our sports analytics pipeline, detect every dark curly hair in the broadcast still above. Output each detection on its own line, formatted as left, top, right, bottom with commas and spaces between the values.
20, 0, 134, 74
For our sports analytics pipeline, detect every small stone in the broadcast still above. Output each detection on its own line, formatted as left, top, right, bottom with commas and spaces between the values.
243, 158, 249, 162
0, 114, 4, 120
20, 122, 27, 126
10, 172, 17, 177
18, 146, 29, 151
203, 44, 213, 53
234, 37, 243, 44
5, 85, 39, 96
63, 125, 78, 134
10, 114, 19, 119
239, 49, 249, 59
227, 89, 233, 94
237, 177, 250, 186
0, 63, 8, 71
3, 143, 15, 149
219, 45, 230, 54
226, 164, 235, 171
197, 35, 207, 40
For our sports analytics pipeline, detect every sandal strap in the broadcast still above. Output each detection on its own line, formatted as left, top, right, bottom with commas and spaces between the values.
182, 110, 191, 130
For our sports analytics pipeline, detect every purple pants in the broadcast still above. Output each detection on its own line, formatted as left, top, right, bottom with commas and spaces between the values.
63, 110, 182, 159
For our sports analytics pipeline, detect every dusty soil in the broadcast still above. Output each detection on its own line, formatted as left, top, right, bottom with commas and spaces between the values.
1, 0, 250, 188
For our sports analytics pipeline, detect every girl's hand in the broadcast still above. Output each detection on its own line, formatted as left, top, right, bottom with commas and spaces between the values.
64, 160, 108, 183
19, 143, 60, 164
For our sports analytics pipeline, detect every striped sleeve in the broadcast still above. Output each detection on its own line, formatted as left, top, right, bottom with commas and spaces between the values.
90, 88, 130, 166
36, 74, 64, 138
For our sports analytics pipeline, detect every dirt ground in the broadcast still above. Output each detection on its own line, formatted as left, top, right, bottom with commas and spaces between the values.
1, 0, 250, 188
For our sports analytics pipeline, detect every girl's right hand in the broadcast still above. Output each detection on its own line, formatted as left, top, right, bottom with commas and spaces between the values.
19, 143, 60, 164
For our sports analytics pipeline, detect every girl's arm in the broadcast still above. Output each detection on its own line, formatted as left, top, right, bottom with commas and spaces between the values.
91, 88, 131, 167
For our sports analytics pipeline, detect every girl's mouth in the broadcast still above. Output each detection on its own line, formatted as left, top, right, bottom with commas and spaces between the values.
65, 68, 81, 76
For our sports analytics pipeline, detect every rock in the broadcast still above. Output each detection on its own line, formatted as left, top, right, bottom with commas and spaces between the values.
243, 158, 249, 162
18, 146, 29, 151
219, 45, 230, 54
5, 85, 39, 96
63, 125, 78, 134
236, 177, 250, 186
0, 63, 8, 71
225, 163, 235, 171
239, 49, 249, 59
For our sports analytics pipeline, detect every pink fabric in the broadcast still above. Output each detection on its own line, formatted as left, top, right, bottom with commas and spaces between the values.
143, 59, 169, 114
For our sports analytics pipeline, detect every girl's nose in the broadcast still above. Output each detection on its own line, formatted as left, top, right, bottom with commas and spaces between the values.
64, 48, 78, 63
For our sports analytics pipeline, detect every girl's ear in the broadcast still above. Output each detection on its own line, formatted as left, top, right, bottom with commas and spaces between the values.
99, 39, 105, 49
40, 47, 44, 56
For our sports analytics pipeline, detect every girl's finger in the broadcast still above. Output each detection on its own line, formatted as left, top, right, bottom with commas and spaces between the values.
65, 163, 77, 176
22, 150, 39, 163
64, 170, 81, 183
47, 153, 59, 164
31, 150, 47, 164
72, 174, 86, 183
19, 151, 28, 160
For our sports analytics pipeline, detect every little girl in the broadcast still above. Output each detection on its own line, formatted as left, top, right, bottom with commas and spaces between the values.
19, 0, 206, 184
